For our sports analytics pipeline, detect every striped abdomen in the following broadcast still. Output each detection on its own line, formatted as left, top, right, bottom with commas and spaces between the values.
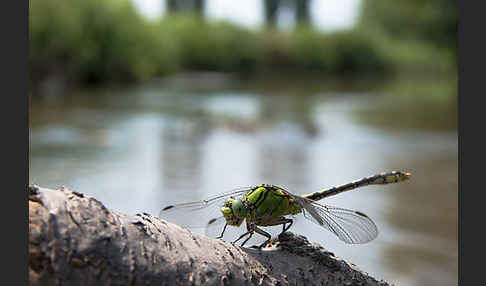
302, 171, 411, 201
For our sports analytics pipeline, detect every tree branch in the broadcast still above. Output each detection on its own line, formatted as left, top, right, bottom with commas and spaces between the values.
29, 185, 392, 286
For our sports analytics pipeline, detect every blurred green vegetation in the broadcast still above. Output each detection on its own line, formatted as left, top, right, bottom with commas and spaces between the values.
359, 0, 456, 72
29, 0, 456, 91
30, 0, 179, 85
360, 0, 456, 52
157, 15, 265, 73
262, 26, 392, 75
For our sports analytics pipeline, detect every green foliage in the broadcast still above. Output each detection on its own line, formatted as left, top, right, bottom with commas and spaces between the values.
267, 27, 392, 75
320, 30, 391, 74
157, 15, 264, 73
358, 0, 457, 77
30, 0, 179, 84
359, 0, 456, 54
31, 0, 454, 88
283, 28, 336, 71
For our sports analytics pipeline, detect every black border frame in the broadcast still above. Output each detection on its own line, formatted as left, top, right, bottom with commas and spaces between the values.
21, 0, 468, 285
5, 0, 29, 285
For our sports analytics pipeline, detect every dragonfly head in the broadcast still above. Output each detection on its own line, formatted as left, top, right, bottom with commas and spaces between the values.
221, 198, 246, 226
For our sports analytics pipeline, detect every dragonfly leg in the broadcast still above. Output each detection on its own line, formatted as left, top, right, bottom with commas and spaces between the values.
280, 218, 293, 234
232, 231, 251, 244
240, 232, 254, 247
261, 216, 293, 234
254, 226, 272, 249
239, 223, 256, 247
216, 223, 228, 239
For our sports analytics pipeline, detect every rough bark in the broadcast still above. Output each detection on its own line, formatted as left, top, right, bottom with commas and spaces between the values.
28, 185, 392, 286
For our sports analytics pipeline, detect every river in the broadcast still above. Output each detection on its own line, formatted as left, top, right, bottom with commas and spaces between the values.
29, 74, 457, 285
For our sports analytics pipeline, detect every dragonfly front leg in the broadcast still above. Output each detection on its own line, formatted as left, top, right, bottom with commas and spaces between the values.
216, 223, 228, 239
233, 222, 254, 246
239, 222, 257, 247
240, 232, 254, 247
232, 231, 252, 245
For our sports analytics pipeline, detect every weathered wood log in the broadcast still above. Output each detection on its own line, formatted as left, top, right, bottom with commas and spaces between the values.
28, 185, 392, 286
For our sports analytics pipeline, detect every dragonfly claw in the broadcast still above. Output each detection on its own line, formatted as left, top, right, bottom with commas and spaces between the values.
251, 241, 269, 249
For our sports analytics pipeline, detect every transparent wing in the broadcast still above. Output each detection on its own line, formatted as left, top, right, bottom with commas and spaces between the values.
301, 202, 378, 244
281, 189, 378, 244
204, 216, 227, 236
159, 187, 251, 228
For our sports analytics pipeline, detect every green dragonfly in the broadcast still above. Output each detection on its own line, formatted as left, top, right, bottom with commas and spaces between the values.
160, 171, 411, 248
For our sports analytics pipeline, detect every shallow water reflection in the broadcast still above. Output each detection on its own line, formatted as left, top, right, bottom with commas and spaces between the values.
29, 79, 457, 286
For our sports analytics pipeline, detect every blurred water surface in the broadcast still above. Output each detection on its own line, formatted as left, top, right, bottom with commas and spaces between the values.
29, 76, 457, 286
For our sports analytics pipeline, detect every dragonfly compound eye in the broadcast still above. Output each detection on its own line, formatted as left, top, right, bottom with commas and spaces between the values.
231, 200, 246, 217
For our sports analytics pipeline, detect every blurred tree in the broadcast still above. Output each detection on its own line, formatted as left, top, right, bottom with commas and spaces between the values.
295, 0, 310, 26
264, 0, 310, 28
264, 0, 280, 28
166, 0, 205, 15
359, 0, 457, 53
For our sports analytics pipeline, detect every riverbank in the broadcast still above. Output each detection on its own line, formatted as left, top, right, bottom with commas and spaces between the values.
30, 0, 456, 95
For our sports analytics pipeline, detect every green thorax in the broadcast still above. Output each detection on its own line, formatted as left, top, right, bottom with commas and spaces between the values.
242, 185, 302, 219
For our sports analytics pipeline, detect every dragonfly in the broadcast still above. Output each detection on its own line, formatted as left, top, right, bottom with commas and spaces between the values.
160, 171, 411, 248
